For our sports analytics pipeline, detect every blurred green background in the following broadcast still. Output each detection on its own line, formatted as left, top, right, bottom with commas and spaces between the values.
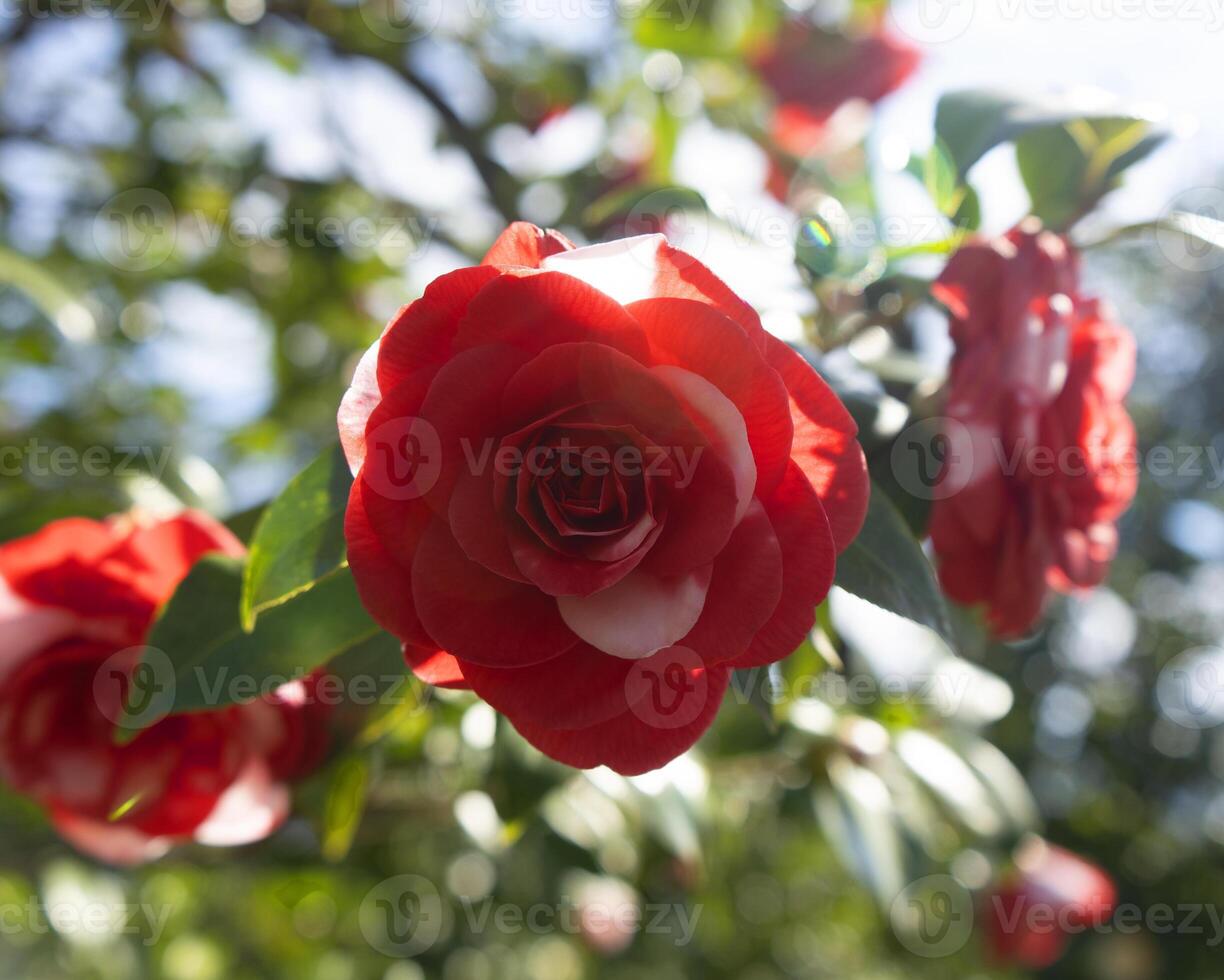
3, 1, 1224, 978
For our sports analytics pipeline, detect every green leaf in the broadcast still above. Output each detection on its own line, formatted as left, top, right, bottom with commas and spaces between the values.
0, 247, 96, 342
631, 0, 777, 57
138, 556, 379, 721
1015, 125, 1090, 230
241, 443, 353, 630
320, 754, 370, 863
923, 143, 959, 218
1016, 117, 1167, 231
816, 756, 906, 909
834, 486, 953, 645
583, 183, 707, 231
934, 88, 1165, 180
729, 667, 780, 733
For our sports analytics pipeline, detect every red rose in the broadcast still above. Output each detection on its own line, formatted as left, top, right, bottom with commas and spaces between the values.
339, 222, 869, 775
753, 21, 921, 158
0, 512, 329, 865
983, 838, 1117, 968
928, 222, 1138, 637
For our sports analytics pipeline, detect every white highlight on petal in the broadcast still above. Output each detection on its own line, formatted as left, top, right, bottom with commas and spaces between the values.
51, 812, 173, 867
337, 336, 383, 475
0, 576, 77, 685
541, 234, 665, 307
193, 758, 289, 847
557, 565, 712, 660
653, 364, 756, 525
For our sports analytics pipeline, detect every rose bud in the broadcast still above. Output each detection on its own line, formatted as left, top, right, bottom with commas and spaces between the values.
928, 221, 1137, 638
338, 222, 869, 775
0, 512, 330, 865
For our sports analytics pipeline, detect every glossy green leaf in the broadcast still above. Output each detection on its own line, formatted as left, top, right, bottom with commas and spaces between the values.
934, 88, 1165, 179
135, 557, 379, 722
321, 754, 371, 863
834, 485, 954, 646
241, 443, 353, 630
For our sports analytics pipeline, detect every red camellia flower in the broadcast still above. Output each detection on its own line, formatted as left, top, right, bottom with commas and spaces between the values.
0, 512, 330, 865
928, 221, 1138, 637
339, 222, 869, 775
983, 838, 1117, 968
753, 20, 921, 158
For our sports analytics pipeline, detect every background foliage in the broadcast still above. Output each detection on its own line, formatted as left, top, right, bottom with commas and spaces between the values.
1, 1, 1222, 978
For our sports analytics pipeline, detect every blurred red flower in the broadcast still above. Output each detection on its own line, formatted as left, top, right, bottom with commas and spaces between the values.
338, 222, 869, 774
929, 221, 1138, 637
983, 838, 1118, 968
754, 21, 921, 158
0, 512, 330, 864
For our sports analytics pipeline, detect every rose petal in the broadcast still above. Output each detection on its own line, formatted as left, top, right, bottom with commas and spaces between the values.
631, 296, 793, 497
411, 519, 580, 668
50, 806, 173, 866
344, 480, 434, 647
377, 265, 501, 394
404, 643, 469, 689
455, 269, 649, 362
763, 336, 868, 552
462, 642, 641, 729
653, 364, 756, 524
557, 565, 713, 660
338, 337, 382, 474
0, 577, 78, 684
482, 221, 576, 268
192, 757, 290, 847
679, 500, 784, 666
506, 664, 730, 776
541, 235, 765, 345
730, 462, 836, 669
